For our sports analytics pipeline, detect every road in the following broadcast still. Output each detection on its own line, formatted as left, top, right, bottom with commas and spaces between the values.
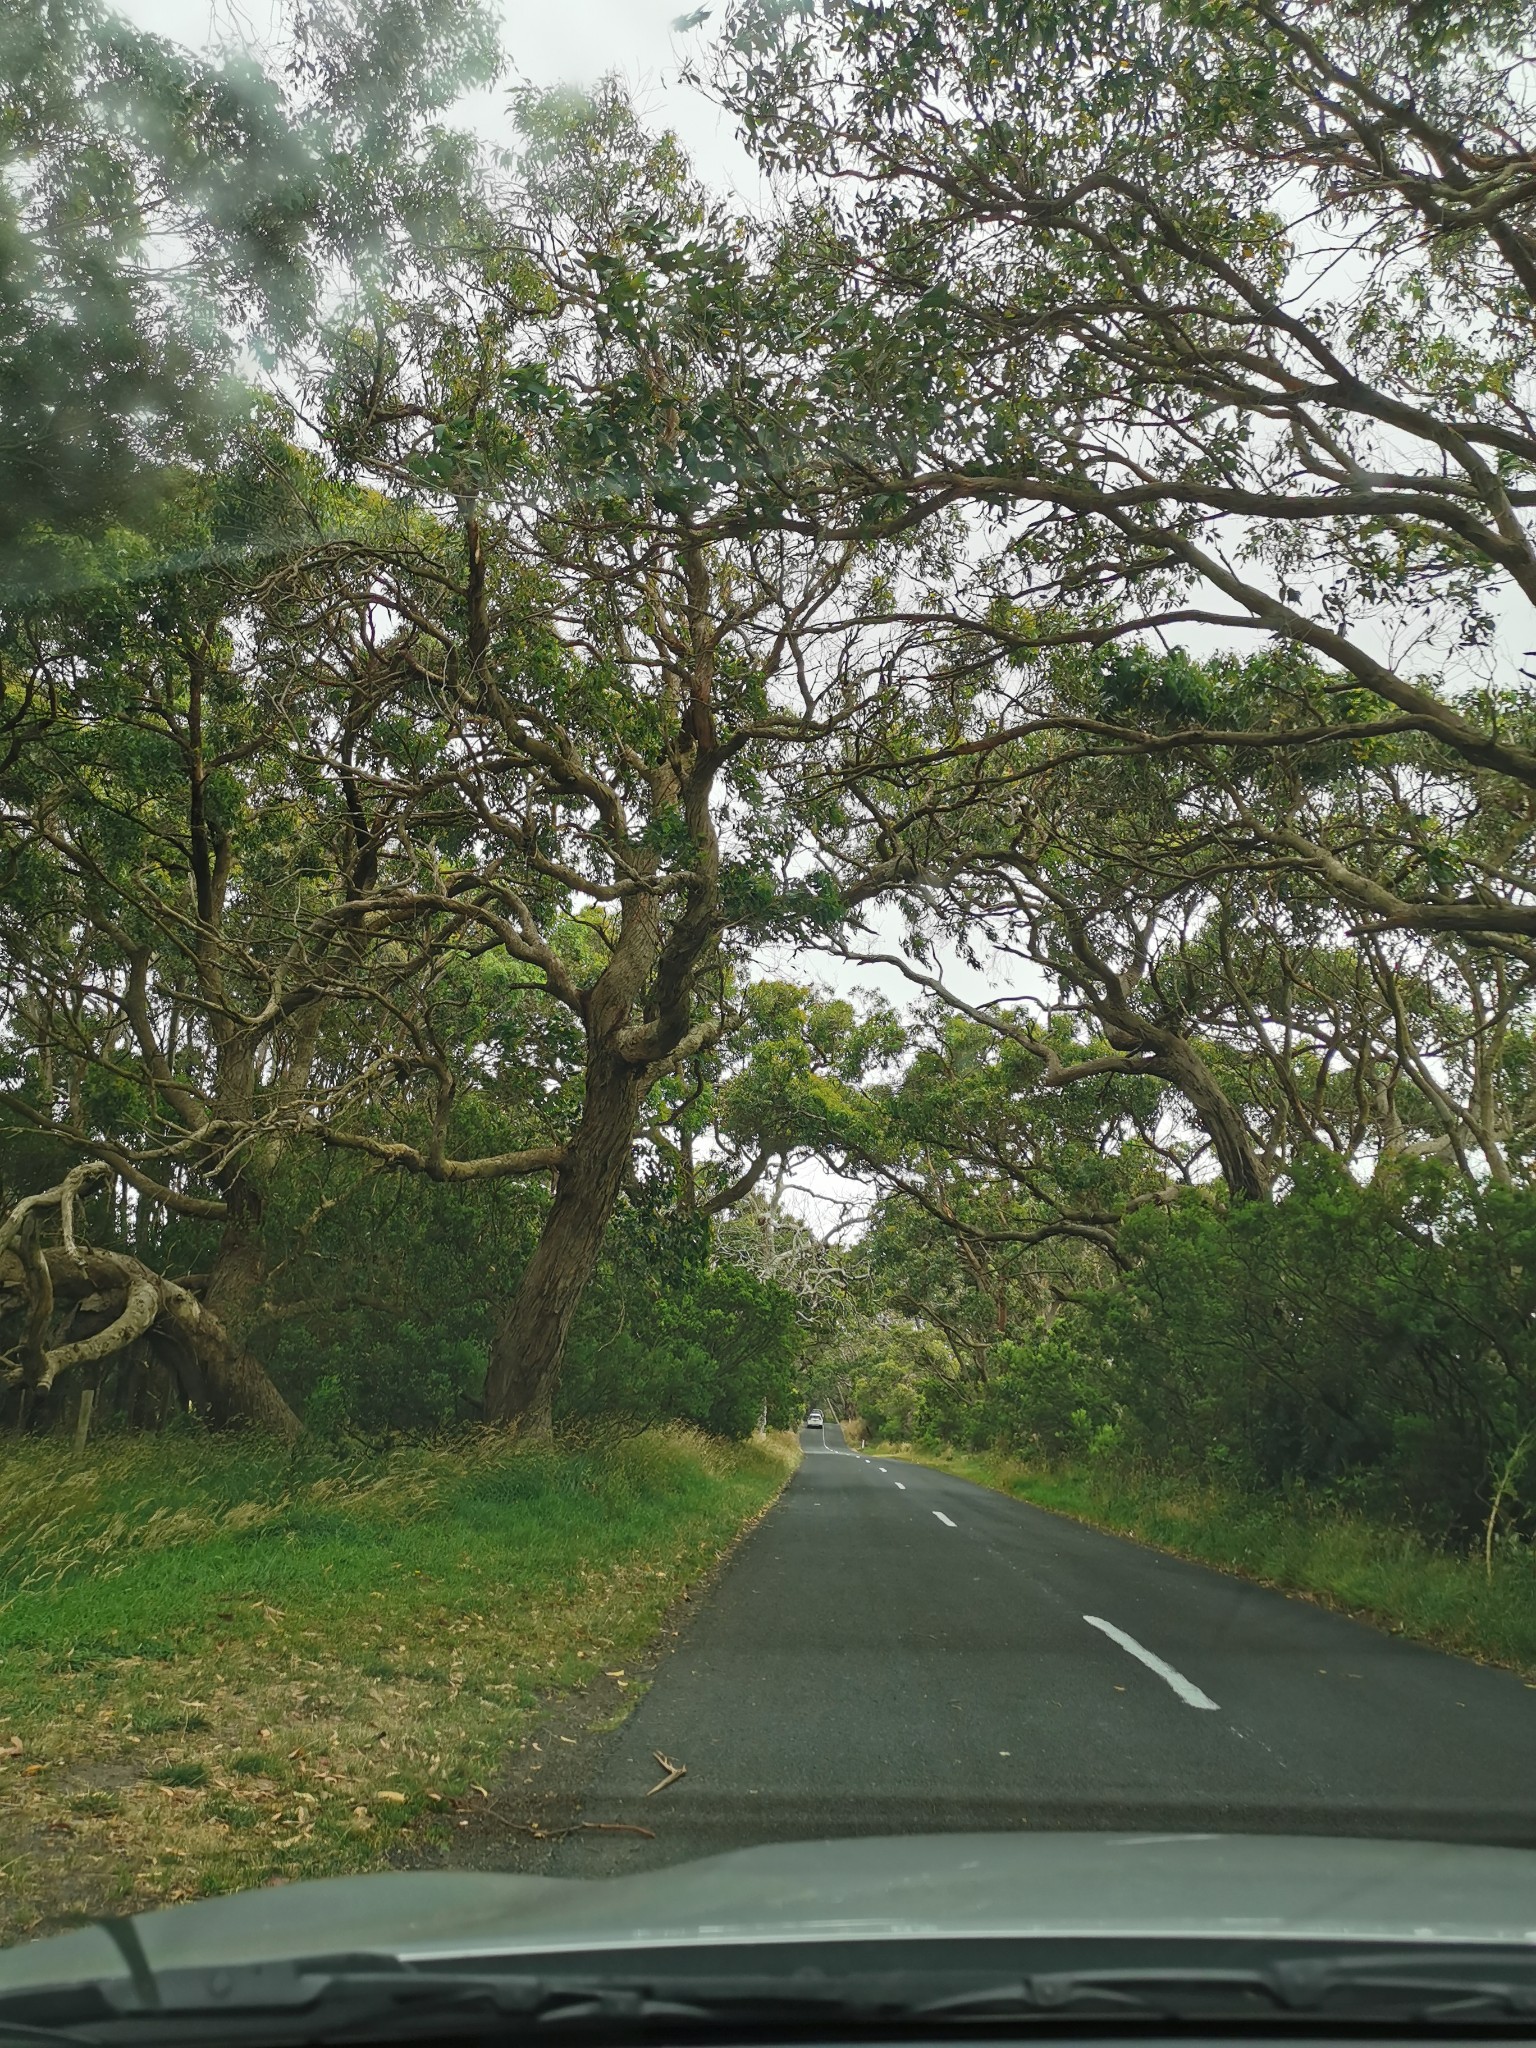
550, 1423, 1536, 1874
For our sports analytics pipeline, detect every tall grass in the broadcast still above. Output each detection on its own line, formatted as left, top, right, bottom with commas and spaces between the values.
0, 1425, 796, 1941
884, 1445, 1536, 1677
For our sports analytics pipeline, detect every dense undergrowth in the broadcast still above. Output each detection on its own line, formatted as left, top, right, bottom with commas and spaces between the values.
848, 1158, 1536, 1550
0, 1425, 797, 1940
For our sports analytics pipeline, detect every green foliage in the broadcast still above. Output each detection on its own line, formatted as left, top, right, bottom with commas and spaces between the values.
256, 1160, 544, 1440
234, 1144, 803, 1441
1, 0, 499, 580
850, 1156, 1536, 1545
560, 1194, 802, 1436
1089, 1157, 1536, 1539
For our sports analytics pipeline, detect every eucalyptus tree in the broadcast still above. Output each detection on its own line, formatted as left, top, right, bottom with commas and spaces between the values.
711, 0, 1536, 955
0, 0, 545, 1431
861, 1010, 1177, 1366
802, 1008, 1177, 1443
284, 84, 950, 1430
0, 439, 498, 1432
1, 0, 498, 587
788, 606, 1536, 1200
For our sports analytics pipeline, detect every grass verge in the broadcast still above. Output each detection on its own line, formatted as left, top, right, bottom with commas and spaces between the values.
878, 1444, 1536, 1679
0, 1424, 797, 1941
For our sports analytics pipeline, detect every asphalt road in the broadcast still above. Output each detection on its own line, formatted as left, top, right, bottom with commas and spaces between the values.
551, 1423, 1536, 1874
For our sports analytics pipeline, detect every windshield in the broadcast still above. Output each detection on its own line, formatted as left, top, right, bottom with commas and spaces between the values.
3, 0, 1536, 1966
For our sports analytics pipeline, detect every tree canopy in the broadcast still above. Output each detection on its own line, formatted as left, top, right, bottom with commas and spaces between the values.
3, 0, 1536, 1548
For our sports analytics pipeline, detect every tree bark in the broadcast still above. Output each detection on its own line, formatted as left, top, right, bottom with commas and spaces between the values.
193, 1184, 303, 1434
1148, 1034, 1271, 1204
202, 1186, 266, 1339
155, 1275, 301, 1441
0, 1242, 302, 1443
1087, 976, 1271, 1204
483, 1052, 648, 1433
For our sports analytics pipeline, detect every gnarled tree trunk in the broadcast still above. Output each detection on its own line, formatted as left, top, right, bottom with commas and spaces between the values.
1089, 978, 1271, 1204
483, 1052, 648, 1435
0, 1170, 301, 1441
1146, 1032, 1271, 1204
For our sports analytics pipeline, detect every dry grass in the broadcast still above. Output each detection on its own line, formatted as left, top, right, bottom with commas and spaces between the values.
0, 1425, 798, 1941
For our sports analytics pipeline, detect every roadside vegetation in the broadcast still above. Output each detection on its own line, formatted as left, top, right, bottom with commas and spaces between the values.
837, 1157, 1536, 1550
878, 1445, 1536, 1680
827, 1159, 1536, 1661
0, 1426, 796, 1939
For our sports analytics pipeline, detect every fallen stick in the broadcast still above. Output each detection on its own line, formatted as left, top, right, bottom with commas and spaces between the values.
481, 1813, 657, 1842
646, 1751, 686, 1797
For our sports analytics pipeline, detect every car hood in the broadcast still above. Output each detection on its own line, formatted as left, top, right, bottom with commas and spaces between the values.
5, 1832, 1536, 1990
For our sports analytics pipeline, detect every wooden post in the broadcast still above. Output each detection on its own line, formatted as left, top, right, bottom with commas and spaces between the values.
72, 1385, 95, 1455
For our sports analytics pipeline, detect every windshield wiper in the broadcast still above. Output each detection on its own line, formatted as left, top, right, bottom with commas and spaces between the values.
0, 1959, 918, 2048
919, 1952, 1536, 2027
7, 1947, 1536, 2045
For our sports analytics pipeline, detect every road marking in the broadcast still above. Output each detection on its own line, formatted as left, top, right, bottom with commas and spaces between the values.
878, 1466, 888, 1473
933, 1510, 956, 1527
1083, 1615, 1219, 1711
894, 1482, 905, 1490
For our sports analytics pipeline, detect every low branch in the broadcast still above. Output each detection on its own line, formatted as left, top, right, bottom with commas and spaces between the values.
698, 1148, 775, 1217
310, 1126, 566, 1181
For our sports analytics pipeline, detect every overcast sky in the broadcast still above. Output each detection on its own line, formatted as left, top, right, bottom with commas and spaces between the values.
116, 0, 760, 198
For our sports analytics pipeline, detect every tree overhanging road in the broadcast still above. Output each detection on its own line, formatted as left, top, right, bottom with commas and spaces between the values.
549, 1425, 1536, 1874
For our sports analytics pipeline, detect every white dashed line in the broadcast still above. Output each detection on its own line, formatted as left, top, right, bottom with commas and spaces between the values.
1082, 1615, 1220, 1711
894, 1482, 905, 1491
933, 1510, 957, 1527
878, 1466, 888, 1473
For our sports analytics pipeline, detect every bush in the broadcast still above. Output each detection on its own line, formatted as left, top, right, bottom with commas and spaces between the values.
561, 1257, 801, 1436
842, 1154, 1536, 1544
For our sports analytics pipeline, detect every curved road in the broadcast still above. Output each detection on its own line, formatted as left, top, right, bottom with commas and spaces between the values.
552, 1422, 1536, 1873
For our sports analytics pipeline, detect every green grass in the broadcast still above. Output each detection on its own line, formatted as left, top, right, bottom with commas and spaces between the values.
880, 1444, 1536, 1679
0, 1424, 797, 1940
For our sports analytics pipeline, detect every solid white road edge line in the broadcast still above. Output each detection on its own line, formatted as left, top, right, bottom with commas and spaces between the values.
1082, 1614, 1220, 1711
933, 1510, 957, 1527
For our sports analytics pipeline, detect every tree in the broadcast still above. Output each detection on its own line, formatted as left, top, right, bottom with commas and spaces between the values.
1, 0, 497, 586
285, 83, 943, 1429
0, 1161, 293, 1430
712, 0, 1536, 959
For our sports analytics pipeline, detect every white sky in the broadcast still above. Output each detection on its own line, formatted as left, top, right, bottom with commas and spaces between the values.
121, 0, 761, 198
